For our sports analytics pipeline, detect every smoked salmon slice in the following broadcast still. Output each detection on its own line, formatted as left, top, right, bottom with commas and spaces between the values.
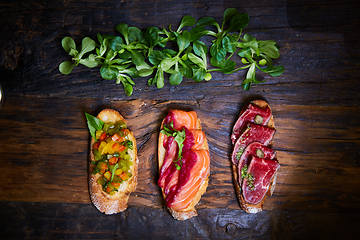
167, 150, 210, 211
167, 110, 198, 130
158, 109, 210, 220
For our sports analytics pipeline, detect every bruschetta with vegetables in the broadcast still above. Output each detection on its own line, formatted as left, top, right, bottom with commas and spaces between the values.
85, 109, 138, 214
158, 110, 210, 220
231, 100, 280, 213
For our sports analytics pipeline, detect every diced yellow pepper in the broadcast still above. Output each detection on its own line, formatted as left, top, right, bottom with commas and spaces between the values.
98, 141, 107, 154
95, 130, 103, 140
104, 171, 111, 181
115, 169, 123, 176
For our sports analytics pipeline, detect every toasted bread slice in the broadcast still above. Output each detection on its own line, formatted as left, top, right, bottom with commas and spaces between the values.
89, 109, 138, 214
232, 100, 278, 213
158, 113, 210, 220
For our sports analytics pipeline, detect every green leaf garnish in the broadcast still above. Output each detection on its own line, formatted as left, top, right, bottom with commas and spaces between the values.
161, 121, 186, 170
85, 112, 104, 139
241, 165, 255, 190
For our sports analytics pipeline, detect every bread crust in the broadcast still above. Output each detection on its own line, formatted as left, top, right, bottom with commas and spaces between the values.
89, 109, 138, 215
232, 100, 277, 213
158, 112, 209, 220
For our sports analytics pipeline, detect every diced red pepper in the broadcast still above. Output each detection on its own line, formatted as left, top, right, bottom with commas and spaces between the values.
111, 182, 120, 188
99, 162, 108, 174
121, 129, 130, 136
99, 132, 107, 141
112, 142, 126, 152
93, 142, 100, 150
119, 172, 129, 181
106, 186, 112, 193
109, 157, 118, 165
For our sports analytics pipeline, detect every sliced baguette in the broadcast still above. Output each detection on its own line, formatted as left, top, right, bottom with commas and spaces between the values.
89, 109, 138, 215
158, 113, 209, 220
232, 100, 278, 213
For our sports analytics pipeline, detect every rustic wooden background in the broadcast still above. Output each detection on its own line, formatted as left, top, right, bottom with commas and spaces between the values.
1, 0, 360, 239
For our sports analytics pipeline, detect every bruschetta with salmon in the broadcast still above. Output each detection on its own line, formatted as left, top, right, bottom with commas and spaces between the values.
86, 109, 138, 214
158, 110, 210, 220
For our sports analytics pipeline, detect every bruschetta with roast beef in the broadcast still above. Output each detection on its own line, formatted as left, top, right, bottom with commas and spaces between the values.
158, 110, 210, 220
231, 100, 280, 213
86, 109, 138, 214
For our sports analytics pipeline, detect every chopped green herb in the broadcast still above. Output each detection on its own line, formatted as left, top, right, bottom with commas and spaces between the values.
124, 140, 133, 150
111, 163, 119, 182
241, 165, 255, 190
236, 148, 244, 160
161, 121, 186, 170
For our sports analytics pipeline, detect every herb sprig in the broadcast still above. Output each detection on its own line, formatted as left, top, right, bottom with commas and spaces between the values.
241, 165, 255, 190
59, 8, 283, 95
160, 122, 186, 170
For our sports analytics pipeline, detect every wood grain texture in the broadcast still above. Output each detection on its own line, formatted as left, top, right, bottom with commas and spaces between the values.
0, 96, 359, 213
0, 0, 360, 238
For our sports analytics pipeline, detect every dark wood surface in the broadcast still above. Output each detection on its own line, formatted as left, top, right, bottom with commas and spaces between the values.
1, 0, 360, 239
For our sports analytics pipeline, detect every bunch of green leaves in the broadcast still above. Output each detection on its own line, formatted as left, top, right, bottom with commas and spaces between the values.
147, 15, 213, 88
194, 8, 284, 89
59, 37, 97, 74
160, 122, 186, 170
59, 8, 284, 95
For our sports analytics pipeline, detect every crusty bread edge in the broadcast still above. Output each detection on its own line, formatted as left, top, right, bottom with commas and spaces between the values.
158, 114, 210, 221
89, 109, 138, 215
232, 100, 278, 213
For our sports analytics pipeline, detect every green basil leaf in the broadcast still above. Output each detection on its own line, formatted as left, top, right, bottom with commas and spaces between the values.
210, 58, 236, 73
138, 68, 154, 77
155, 68, 164, 88
79, 37, 96, 57
177, 15, 196, 32
148, 50, 167, 65
130, 50, 146, 67
144, 26, 162, 47
61, 37, 76, 53
259, 40, 280, 59
260, 65, 284, 76
79, 54, 98, 68
115, 23, 129, 44
169, 72, 183, 85
128, 26, 143, 43
223, 8, 238, 27
193, 40, 208, 56
122, 81, 133, 96
192, 67, 206, 82
147, 77, 155, 86
85, 112, 104, 139
222, 36, 233, 53
109, 36, 123, 51
196, 17, 218, 28
160, 58, 177, 72
179, 61, 193, 78
100, 66, 118, 80
69, 48, 78, 57
210, 39, 227, 62
177, 30, 191, 52
188, 53, 206, 69
59, 61, 74, 75
228, 13, 249, 32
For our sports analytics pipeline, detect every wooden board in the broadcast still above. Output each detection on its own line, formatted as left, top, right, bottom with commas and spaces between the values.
0, 0, 360, 238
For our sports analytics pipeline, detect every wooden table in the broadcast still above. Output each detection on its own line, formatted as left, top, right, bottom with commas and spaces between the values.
1, 0, 359, 239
